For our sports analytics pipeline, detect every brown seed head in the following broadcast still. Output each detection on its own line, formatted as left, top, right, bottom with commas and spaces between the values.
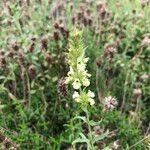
45, 53, 52, 64
28, 65, 37, 77
53, 31, 60, 41
41, 37, 48, 50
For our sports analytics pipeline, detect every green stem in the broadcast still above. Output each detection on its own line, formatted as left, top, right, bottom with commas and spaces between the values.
84, 107, 94, 150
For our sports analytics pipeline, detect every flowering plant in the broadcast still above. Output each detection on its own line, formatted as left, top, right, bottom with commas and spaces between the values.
65, 29, 110, 150
65, 29, 95, 106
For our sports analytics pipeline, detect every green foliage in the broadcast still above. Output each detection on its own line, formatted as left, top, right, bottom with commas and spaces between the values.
0, 0, 149, 149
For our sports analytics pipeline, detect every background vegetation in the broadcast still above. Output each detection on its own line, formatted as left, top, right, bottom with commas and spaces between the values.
0, 0, 150, 149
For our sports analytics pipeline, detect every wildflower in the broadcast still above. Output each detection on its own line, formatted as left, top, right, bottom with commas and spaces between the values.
141, 35, 150, 46
88, 90, 95, 98
72, 90, 95, 105
89, 98, 95, 105
139, 74, 149, 82
103, 96, 118, 110
133, 89, 142, 98
72, 79, 82, 89
72, 91, 80, 102
83, 78, 90, 87
65, 29, 95, 106
93, 126, 104, 136
77, 63, 86, 71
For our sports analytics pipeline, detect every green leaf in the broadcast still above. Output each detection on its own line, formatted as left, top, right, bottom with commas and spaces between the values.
0, 105, 6, 110
89, 120, 102, 126
0, 76, 5, 80
73, 116, 86, 122
102, 146, 112, 150
94, 131, 109, 142
79, 133, 87, 140
72, 138, 89, 145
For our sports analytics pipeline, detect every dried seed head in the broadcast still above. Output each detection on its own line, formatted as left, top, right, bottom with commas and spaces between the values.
79, 3, 85, 11
31, 37, 36, 42
38, 0, 42, 4
28, 65, 37, 77
104, 43, 117, 58
141, 0, 149, 7
59, 24, 65, 32
77, 10, 83, 20
0, 131, 18, 149
0, 50, 5, 56
10, 41, 20, 51
53, 31, 60, 41
93, 126, 104, 135
69, 2, 73, 11
83, 17, 88, 26
87, 17, 92, 26
58, 18, 64, 24
7, 50, 15, 58
17, 51, 25, 65
45, 53, 52, 64
72, 16, 76, 24
62, 28, 69, 39
96, 2, 108, 20
41, 37, 48, 50
133, 89, 142, 98
95, 59, 102, 68
29, 42, 35, 52
5, 2, 13, 16
24, 0, 30, 6
58, 78, 68, 97
0, 55, 6, 69
54, 21, 59, 29
86, 9, 91, 16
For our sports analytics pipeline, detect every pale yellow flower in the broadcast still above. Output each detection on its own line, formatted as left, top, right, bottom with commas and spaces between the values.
72, 79, 81, 89
89, 98, 95, 105
83, 57, 89, 63
72, 91, 79, 99
88, 90, 95, 98
72, 91, 81, 102
65, 76, 73, 84
77, 63, 86, 71
83, 78, 90, 87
